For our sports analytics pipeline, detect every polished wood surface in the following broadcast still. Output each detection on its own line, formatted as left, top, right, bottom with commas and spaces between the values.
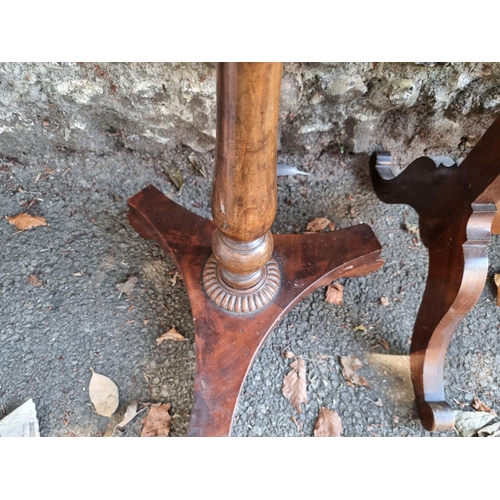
212, 62, 282, 244
128, 185, 383, 436
210, 63, 283, 293
127, 62, 385, 436
371, 116, 500, 432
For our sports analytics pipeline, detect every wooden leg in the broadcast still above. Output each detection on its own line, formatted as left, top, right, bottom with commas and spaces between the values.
370, 117, 500, 431
127, 63, 384, 436
412, 212, 492, 430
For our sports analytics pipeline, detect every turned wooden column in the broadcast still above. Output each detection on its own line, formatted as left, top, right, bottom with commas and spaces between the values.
203, 63, 283, 312
127, 60, 384, 435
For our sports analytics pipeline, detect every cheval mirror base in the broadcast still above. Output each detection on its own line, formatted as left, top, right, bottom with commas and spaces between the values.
127, 63, 384, 436
371, 116, 500, 432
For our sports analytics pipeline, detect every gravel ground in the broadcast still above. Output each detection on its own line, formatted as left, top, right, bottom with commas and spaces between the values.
1, 146, 499, 437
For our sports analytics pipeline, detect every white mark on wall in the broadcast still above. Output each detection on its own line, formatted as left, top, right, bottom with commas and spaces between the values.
56, 80, 103, 104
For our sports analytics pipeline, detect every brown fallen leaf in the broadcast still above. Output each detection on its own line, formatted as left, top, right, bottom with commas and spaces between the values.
495, 274, 500, 306
326, 282, 344, 305
472, 397, 496, 415
291, 415, 302, 431
340, 355, 372, 388
116, 276, 138, 296
28, 274, 42, 287
306, 217, 335, 233
379, 338, 390, 350
314, 408, 342, 437
140, 403, 171, 437
380, 297, 390, 307
156, 326, 187, 345
282, 357, 307, 413
89, 368, 119, 417
7, 213, 47, 231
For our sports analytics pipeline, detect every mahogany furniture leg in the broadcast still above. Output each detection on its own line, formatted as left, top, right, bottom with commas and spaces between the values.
128, 63, 384, 436
370, 116, 500, 432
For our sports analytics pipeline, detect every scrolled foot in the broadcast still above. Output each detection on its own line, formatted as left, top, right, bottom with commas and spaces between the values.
417, 400, 455, 432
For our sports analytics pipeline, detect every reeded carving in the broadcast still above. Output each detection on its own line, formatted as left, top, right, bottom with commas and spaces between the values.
203, 256, 280, 313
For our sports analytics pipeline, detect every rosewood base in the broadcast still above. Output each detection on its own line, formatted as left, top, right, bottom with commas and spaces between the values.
370, 116, 500, 432
128, 184, 383, 436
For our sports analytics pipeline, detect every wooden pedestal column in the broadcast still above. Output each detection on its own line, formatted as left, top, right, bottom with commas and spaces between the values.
127, 63, 384, 436
205, 63, 282, 311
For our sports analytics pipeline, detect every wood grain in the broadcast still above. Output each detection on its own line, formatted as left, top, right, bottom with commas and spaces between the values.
212, 63, 282, 243
128, 185, 383, 436
371, 116, 500, 431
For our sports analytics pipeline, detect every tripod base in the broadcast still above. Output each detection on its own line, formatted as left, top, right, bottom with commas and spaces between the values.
128, 185, 384, 436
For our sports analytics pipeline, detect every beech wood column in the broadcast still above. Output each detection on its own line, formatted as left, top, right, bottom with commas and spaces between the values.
127, 62, 384, 436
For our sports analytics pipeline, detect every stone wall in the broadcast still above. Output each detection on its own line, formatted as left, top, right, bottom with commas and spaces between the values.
1, 62, 499, 166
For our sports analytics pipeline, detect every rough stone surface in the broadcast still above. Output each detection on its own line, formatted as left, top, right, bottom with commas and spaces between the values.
2, 63, 500, 170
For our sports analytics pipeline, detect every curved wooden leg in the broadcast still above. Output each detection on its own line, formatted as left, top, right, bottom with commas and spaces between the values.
128, 185, 384, 436
411, 211, 493, 431
370, 140, 500, 431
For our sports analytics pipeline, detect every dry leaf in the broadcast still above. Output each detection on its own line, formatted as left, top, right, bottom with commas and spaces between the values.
306, 217, 334, 232
355, 325, 367, 333
379, 339, 390, 350
495, 274, 500, 306
116, 402, 138, 428
291, 415, 301, 431
472, 397, 496, 415
156, 327, 187, 345
340, 356, 371, 388
380, 297, 390, 307
116, 276, 138, 296
454, 410, 496, 437
477, 421, 500, 437
452, 397, 467, 408
282, 358, 307, 413
188, 152, 207, 178
89, 368, 119, 417
169, 271, 181, 286
140, 403, 171, 437
283, 350, 295, 359
114, 402, 143, 433
404, 222, 419, 234
326, 282, 344, 305
7, 213, 47, 231
314, 408, 342, 437
28, 274, 42, 287
166, 166, 185, 192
